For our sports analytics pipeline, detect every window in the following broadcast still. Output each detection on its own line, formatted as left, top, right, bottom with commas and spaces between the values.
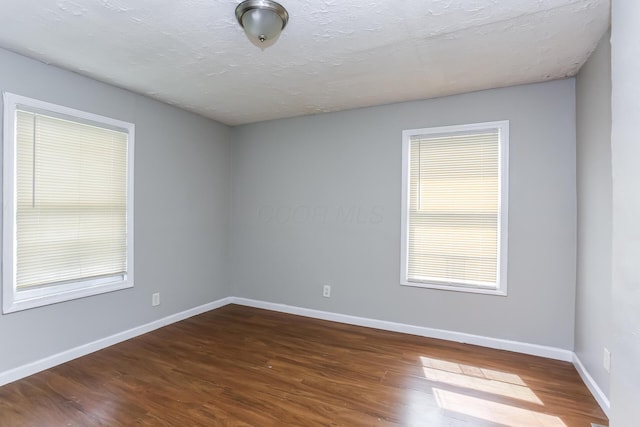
2, 93, 134, 313
401, 121, 508, 295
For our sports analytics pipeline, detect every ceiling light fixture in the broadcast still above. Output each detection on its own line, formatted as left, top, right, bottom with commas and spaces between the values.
235, 0, 289, 48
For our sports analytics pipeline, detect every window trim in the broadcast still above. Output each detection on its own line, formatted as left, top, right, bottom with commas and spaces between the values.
2, 92, 135, 313
400, 120, 509, 296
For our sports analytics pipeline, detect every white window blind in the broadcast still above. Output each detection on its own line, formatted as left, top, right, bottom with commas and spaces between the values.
3, 92, 134, 313
401, 121, 508, 295
15, 110, 129, 289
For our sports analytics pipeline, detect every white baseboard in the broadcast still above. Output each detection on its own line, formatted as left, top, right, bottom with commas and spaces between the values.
573, 353, 610, 416
3, 293, 602, 415
230, 297, 574, 362
0, 296, 234, 387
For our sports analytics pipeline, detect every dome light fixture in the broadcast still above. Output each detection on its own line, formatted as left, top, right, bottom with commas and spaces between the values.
235, 0, 289, 48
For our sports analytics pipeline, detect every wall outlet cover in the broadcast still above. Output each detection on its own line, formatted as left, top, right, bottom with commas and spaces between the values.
323, 285, 331, 298
603, 347, 611, 373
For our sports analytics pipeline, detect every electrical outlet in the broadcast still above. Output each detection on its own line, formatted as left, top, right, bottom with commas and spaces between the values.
152, 292, 160, 307
603, 347, 611, 373
323, 285, 331, 298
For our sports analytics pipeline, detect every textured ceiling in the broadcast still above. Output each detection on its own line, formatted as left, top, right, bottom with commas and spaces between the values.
0, 0, 610, 125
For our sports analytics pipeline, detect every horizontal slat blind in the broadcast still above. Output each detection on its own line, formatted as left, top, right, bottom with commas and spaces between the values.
15, 110, 128, 290
408, 130, 499, 286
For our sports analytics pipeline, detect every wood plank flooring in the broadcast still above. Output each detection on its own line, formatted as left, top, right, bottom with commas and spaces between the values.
0, 304, 608, 426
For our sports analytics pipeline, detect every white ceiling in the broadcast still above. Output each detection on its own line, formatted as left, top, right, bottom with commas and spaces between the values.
0, 0, 610, 126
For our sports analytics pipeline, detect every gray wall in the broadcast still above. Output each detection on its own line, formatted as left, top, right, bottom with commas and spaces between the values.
575, 31, 612, 399
231, 79, 577, 349
610, 1, 640, 424
0, 48, 232, 373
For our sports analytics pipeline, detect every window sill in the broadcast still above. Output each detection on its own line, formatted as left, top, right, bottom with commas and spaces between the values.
2, 277, 133, 314
400, 280, 507, 296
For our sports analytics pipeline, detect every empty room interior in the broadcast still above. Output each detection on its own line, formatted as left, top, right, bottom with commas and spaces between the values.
0, 0, 639, 426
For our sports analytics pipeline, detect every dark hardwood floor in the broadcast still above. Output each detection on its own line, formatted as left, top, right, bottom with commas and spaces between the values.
0, 304, 608, 426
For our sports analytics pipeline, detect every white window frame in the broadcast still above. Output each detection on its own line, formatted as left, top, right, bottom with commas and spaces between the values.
2, 92, 135, 313
400, 120, 509, 296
